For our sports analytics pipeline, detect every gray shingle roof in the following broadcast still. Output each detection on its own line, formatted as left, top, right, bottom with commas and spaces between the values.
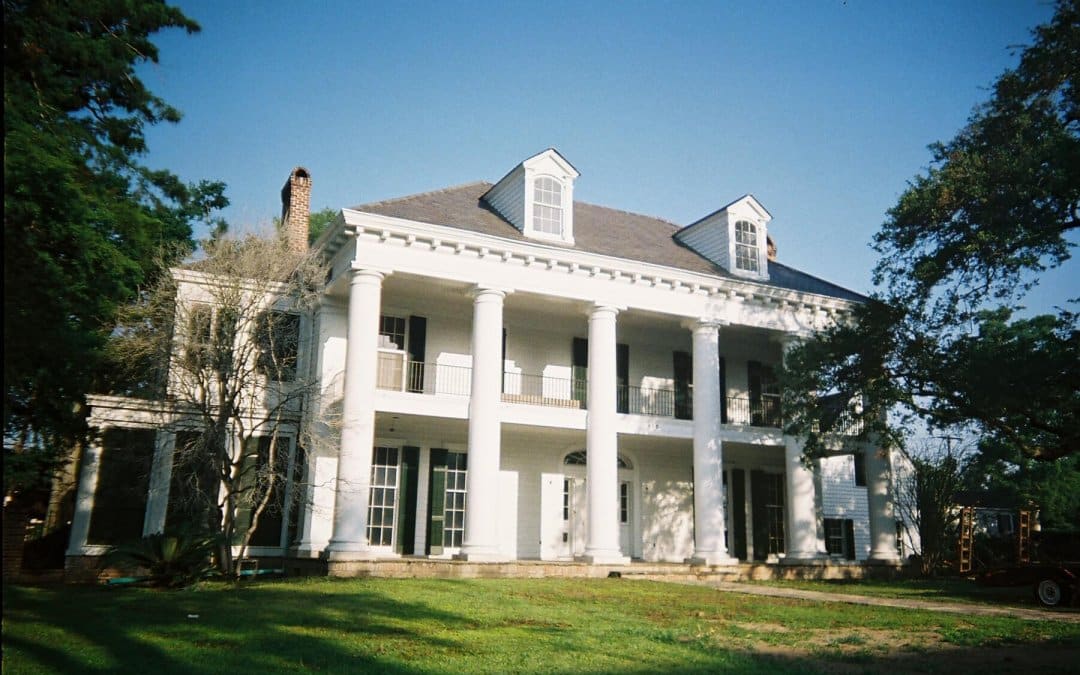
352, 182, 866, 303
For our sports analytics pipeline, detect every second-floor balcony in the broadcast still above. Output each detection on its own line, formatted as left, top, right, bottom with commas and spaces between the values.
374, 351, 826, 431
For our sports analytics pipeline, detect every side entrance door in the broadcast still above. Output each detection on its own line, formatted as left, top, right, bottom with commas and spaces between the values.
426, 449, 467, 556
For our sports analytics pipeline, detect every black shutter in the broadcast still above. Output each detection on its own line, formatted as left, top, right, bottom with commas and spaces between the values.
718, 357, 727, 424
750, 470, 769, 561
616, 343, 629, 414
572, 337, 588, 407
731, 468, 746, 560
88, 428, 155, 545
844, 519, 856, 560
748, 360, 762, 425
673, 351, 692, 419
396, 446, 420, 555
407, 316, 426, 392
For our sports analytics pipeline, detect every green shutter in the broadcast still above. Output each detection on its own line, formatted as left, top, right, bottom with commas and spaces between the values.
426, 449, 448, 555
396, 446, 420, 554
731, 468, 746, 560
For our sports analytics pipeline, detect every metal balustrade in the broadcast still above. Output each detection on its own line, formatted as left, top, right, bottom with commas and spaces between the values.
500, 372, 583, 409
373, 355, 857, 434
376, 353, 472, 396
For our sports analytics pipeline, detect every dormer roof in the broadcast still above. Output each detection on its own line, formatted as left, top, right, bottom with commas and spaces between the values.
679, 193, 772, 233
481, 148, 580, 202
480, 148, 580, 245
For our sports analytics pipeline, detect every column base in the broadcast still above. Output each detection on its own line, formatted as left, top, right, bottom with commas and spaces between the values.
578, 550, 630, 565
780, 550, 828, 565
866, 553, 903, 565
324, 542, 379, 562
291, 544, 328, 559
686, 553, 740, 567
455, 545, 508, 562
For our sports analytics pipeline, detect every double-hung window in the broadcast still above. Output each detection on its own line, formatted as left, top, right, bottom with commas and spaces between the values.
533, 176, 563, 236
734, 220, 760, 273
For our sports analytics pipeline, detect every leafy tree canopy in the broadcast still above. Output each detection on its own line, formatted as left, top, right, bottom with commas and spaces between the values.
783, 0, 1079, 461
4, 0, 228, 492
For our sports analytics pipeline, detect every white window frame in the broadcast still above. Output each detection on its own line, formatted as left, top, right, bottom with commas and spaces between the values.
532, 175, 564, 237
366, 446, 400, 548
734, 220, 760, 274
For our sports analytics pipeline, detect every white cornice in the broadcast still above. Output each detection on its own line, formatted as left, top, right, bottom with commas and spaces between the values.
340, 209, 858, 317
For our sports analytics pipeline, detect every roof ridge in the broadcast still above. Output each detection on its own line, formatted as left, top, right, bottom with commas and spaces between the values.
351, 181, 492, 210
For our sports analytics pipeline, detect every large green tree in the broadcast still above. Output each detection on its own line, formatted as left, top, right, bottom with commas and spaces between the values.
3, 0, 227, 492
783, 0, 1079, 461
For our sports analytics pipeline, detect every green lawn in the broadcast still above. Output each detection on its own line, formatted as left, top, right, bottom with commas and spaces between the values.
3, 578, 1078, 674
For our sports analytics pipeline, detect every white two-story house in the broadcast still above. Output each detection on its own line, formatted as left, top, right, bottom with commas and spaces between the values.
68, 149, 910, 576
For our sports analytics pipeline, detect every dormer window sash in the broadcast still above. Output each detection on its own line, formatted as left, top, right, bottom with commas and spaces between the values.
734, 220, 760, 273
532, 175, 563, 236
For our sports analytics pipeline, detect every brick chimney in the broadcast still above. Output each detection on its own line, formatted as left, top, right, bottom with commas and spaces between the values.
767, 235, 777, 261
281, 167, 311, 253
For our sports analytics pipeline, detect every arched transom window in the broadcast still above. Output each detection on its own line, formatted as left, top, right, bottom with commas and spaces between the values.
564, 450, 632, 469
734, 220, 760, 273
533, 176, 563, 235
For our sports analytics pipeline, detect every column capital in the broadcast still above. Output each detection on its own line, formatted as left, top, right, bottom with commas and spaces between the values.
347, 264, 391, 282
774, 331, 812, 348
469, 285, 512, 301
683, 317, 728, 332
587, 303, 623, 319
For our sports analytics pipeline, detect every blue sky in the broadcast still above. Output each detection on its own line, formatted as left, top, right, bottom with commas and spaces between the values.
140, 1, 1074, 311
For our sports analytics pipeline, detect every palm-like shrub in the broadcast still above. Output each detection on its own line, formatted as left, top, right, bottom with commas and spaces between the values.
109, 528, 219, 587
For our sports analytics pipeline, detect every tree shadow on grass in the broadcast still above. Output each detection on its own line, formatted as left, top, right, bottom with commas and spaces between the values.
2, 581, 470, 674
5, 579, 1078, 674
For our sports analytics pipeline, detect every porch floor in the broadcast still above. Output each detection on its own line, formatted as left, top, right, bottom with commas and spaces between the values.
291, 557, 908, 582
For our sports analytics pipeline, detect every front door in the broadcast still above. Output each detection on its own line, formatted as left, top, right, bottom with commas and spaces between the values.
619, 480, 632, 554
751, 470, 785, 561
426, 449, 467, 556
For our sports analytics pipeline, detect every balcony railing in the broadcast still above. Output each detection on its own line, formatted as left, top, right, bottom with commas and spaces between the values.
725, 394, 782, 428
376, 352, 472, 396
501, 372, 583, 409
375, 354, 856, 434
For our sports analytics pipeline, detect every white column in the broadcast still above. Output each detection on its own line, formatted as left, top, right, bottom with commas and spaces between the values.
688, 319, 737, 565
143, 430, 175, 535
866, 446, 901, 562
784, 438, 824, 561
458, 287, 508, 561
582, 304, 627, 564
326, 267, 385, 560
67, 432, 105, 555
294, 450, 336, 556
777, 332, 825, 563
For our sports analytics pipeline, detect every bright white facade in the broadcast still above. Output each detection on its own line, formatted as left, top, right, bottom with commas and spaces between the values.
69, 149, 911, 570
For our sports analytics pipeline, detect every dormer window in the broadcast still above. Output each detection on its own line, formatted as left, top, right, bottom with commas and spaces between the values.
481, 149, 579, 245
533, 176, 563, 236
734, 220, 760, 273
674, 194, 771, 281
